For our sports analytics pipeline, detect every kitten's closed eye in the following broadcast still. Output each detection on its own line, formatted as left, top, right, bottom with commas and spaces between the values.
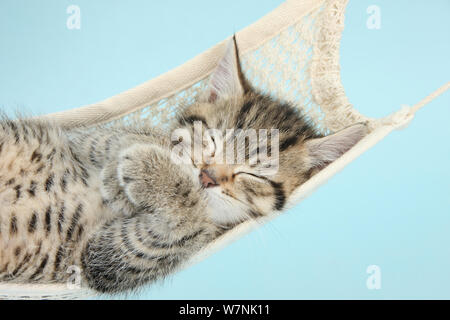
203, 131, 217, 160
234, 171, 268, 183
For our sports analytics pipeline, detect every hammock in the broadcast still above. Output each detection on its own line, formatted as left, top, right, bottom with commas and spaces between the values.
1, 0, 448, 299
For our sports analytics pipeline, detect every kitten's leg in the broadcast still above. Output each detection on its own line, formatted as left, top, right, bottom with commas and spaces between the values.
116, 144, 206, 235
81, 206, 213, 293
83, 144, 215, 293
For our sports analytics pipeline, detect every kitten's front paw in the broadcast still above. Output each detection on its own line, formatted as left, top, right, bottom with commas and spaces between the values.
117, 144, 202, 211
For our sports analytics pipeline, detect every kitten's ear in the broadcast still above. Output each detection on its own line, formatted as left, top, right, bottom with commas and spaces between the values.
305, 123, 368, 169
203, 36, 248, 103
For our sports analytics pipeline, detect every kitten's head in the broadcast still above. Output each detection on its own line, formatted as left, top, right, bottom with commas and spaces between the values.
172, 37, 367, 225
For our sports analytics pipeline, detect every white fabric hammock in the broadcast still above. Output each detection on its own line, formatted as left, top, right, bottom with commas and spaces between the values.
1, 0, 448, 299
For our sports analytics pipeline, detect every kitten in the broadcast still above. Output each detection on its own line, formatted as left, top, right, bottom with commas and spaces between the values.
0, 37, 367, 293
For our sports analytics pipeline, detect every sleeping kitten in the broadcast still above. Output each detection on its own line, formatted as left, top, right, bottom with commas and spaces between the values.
0, 37, 367, 293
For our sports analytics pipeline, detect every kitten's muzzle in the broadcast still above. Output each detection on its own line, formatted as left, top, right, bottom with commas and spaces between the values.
200, 169, 218, 188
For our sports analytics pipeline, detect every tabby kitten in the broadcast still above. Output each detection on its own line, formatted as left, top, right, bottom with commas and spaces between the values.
0, 37, 367, 293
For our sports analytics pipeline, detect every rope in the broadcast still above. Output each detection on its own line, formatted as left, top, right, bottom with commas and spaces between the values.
380, 81, 450, 129
410, 81, 450, 114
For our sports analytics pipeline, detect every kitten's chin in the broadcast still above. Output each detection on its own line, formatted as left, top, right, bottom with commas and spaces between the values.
204, 187, 250, 225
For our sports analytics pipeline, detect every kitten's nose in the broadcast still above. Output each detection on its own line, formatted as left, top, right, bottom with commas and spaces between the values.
200, 169, 218, 188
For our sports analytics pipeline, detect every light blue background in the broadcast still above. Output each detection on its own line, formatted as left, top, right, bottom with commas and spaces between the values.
0, 1, 449, 299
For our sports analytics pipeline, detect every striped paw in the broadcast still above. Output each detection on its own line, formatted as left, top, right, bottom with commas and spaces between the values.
117, 144, 202, 212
